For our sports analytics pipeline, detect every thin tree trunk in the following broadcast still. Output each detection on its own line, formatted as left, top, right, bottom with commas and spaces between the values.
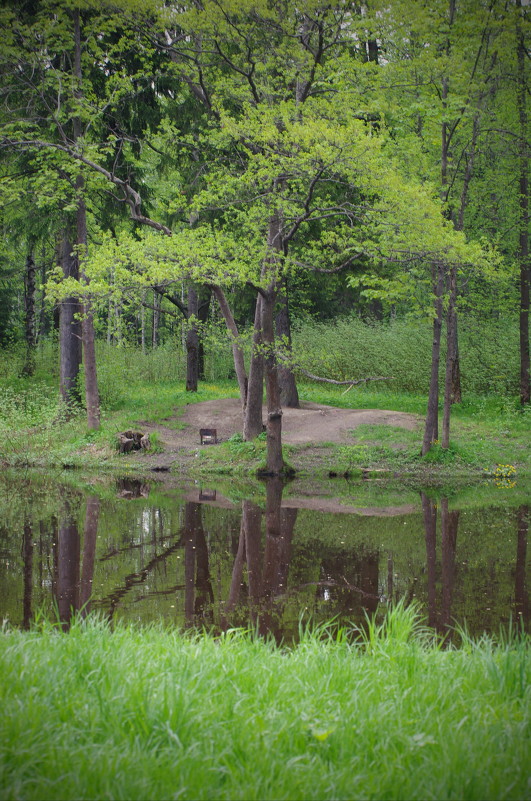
243, 294, 265, 440
422, 263, 444, 455
186, 284, 199, 392
73, 10, 99, 430
262, 290, 283, 474
197, 286, 211, 381
21, 249, 36, 377
211, 285, 248, 410
152, 289, 161, 348
442, 264, 458, 448
261, 211, 286, 474
140, 290, 146, 353
517, 3, 530, 405
77, 179, 100, 430
275, 278, 299, 408
59, 231, 82, 411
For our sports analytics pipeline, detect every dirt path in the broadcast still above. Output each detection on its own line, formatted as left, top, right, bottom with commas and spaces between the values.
136, 398, 419, 470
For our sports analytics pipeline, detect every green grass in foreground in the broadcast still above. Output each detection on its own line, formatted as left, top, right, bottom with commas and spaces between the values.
0, 606, 529, 801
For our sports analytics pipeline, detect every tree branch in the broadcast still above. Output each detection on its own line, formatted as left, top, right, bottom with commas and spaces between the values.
0, 137, 172, 235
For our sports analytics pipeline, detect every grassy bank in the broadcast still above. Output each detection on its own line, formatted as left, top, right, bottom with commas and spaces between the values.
0, 337, 529, 479
1, 376, 529, 481
0, 606, 529, 801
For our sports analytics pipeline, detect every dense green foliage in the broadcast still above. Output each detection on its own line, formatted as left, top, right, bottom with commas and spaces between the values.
0, 607, 529, 800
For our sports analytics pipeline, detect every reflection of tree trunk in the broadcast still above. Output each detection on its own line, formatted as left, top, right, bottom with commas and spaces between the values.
244, 500, 263, 607
422, 264, 444, 455
243, 296, 264, 440
261, 479, 290, 638
263, 480, 284, 596
360, 552, 379, 614
421, 493, 438, 629
183, 502, 209, 625
387, 554, 393, 603
515, 506, 529, 628
279, 506, 297, 591
79, 496, 99, 615
440, 498, 459, 631
57, 507, 80, 629
23, 518, 33, 629
225, 518, 246, 615
275, 279, 299, 408
194, 516, 214, 621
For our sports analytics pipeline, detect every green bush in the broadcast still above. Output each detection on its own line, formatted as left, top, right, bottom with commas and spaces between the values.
292, 314, 519, 396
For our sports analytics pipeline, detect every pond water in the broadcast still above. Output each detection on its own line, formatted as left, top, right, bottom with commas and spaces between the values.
0, 472, 529, 642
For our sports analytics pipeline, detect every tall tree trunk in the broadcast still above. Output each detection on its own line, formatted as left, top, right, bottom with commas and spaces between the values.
275, 278, 299, 408
261, 211, 286, 475
442, 265, 458, 448
73, 10, 100, 430
186, 284, 199, 392
21, 249, 36, 377
77, 181, 100, 431
243, 294, 265, 440
211, 285, 248, 410
140, 290, 146, 354
59, 231, 82, 411
152, 288, 161, 348
517, 3, 530, 405
197, 286, 211, 381
422, 263, 444, 455
262, 290, 284, 474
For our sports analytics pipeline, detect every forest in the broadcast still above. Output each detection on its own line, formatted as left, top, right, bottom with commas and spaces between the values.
0, 0, 529, 475
0, 5, 530, 800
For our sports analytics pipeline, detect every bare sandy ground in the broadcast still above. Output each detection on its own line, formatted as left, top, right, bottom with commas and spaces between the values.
132, 399, 421, 515
144, 398, 417, 447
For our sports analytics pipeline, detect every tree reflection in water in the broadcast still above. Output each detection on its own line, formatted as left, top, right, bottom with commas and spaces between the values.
11, 477, 529, 640
54, 497, 100, 629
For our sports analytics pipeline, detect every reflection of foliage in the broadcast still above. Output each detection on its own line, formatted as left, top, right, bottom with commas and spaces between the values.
489, 464, 517, 489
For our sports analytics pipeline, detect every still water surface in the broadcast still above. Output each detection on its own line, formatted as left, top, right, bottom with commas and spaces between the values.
1, 473, 528, 642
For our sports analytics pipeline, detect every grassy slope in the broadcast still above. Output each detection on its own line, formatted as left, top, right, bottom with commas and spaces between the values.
1, 607, 529, 801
